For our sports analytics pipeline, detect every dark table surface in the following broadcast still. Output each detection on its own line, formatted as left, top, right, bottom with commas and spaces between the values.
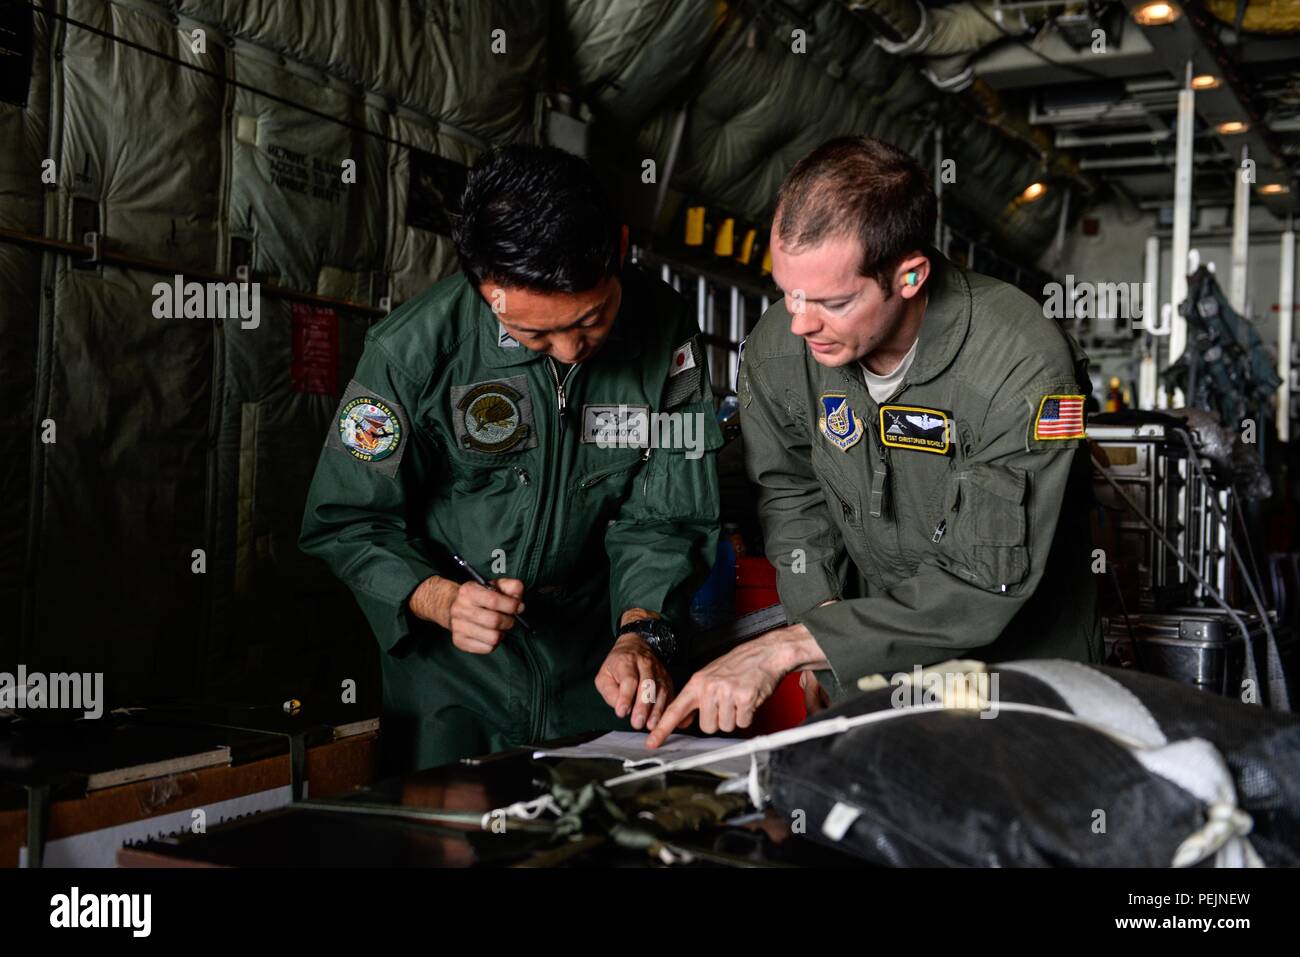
117, 733, 858, 867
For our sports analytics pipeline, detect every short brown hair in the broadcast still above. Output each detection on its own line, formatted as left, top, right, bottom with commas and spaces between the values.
774, 136, 937, 294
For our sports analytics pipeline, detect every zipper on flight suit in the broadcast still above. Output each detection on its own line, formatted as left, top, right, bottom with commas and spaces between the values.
517, 356, 581, 742
639, 446, 653, 497
580, 453, 644, 490
546, 356, 578, 434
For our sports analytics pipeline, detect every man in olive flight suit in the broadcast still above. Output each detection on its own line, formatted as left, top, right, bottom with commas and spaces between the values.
302, 146, 721, 771
648, 135, 1100, 746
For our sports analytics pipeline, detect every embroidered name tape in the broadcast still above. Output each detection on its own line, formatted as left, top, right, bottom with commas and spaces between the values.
819, 393, 864, 451
1033, 394, 1086, 441
879, 404, 951, 455
582, 404, 650, 446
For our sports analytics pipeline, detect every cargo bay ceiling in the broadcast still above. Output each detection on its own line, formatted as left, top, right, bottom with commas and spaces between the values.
1, 0, 1295, 702
557, 0, 1299, 264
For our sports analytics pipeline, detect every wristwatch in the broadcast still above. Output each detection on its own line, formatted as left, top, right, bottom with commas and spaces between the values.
617, 617, 678, 666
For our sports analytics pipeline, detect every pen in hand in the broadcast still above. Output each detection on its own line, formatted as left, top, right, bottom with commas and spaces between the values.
450, 553, 533, 633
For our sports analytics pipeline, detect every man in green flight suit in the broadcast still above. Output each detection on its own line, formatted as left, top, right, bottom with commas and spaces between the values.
649, 135, 1100, 747
301, 145, 721, 771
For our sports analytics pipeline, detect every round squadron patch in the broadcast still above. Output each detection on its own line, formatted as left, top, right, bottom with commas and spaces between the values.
338, 396, 403, 463
457, 381, 531, 453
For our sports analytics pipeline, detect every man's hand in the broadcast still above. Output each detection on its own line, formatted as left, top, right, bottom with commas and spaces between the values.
645, 623, 828, 748
408, 575, 525, 654
595, 633, 674, 731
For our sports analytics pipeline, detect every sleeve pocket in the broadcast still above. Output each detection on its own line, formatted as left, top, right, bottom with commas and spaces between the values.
935, 463, 1029, 592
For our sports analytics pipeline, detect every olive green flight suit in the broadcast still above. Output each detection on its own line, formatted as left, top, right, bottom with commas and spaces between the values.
738, 253, 1101, 698
300, 267, 721, 770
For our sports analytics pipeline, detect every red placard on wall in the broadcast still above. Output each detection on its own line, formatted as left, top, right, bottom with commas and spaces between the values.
291, 303, 338, 395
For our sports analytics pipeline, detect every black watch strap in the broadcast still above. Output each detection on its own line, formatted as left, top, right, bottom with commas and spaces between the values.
618, 617, 677, 665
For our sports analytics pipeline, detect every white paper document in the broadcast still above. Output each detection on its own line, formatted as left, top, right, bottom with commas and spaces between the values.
532, 731, 750, 778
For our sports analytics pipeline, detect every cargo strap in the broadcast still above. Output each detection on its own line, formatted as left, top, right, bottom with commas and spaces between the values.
1003, 659, 1263, 868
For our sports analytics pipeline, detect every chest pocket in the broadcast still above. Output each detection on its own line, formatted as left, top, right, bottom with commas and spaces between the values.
576, 451, 645, 503
934, 463, 1029, 594
445, 448, 532, 492
440, 449, 535, 556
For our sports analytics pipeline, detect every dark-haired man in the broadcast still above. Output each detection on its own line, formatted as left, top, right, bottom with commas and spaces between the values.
301, 145, 721, 770
649, 135, 1099, 746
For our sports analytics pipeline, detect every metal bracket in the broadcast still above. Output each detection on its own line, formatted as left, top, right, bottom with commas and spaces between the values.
81, 230, 102, 265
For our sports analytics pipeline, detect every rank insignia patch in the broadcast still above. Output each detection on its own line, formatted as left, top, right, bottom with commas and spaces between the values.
1033, 394, 1086, 441
819, 393, 864, 451
879, 404, 951, 455
450, 375, 537, 454
327, 379, 409, 477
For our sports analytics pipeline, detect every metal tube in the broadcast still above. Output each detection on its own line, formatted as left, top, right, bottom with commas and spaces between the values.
1230, 145, 1251, 314
0, 226, 386, 316
1169, 65, 1196, 381
1278, 223, 1295, 441
697, 275, 709, 337
728, 285, 743, 390
1139, 236, 1160, 410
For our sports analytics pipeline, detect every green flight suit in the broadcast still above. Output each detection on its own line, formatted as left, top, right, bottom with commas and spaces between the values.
300, 266, 722, 770
738, 252, 1101, 698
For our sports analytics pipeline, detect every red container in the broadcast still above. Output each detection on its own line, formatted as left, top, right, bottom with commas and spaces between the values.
734, 556, 807, 735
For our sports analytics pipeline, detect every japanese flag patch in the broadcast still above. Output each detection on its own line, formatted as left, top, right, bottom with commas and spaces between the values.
664, 336, 706, 408
670, 340, 697, 376
1032, 394, 1087, 441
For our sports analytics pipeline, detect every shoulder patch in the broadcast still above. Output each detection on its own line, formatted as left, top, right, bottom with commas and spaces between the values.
664, 336, 707, 408
879, 404, 952, 455
328, 379, 408, 476
1032, 394, 1087, 442
449, 375, 537, 454
819, 393, 864, 451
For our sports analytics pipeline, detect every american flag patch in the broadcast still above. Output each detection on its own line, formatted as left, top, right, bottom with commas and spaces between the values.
1033, 394, 1086, 440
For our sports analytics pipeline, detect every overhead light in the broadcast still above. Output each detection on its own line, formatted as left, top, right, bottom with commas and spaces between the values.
1191, 74, 1220, 91
1257, 183, 1290, 195
1217, 120, 1248, 135
1132, 1, 1181, 25
1020, 182, 1047, 202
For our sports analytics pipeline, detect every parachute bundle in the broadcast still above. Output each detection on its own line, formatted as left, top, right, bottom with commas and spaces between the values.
766, 660, 1300, 867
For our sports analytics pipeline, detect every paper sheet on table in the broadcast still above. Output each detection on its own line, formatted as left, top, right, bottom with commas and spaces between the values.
532, 731, 750, 778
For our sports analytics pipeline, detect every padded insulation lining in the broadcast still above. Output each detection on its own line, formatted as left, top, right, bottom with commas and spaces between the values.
4, 0, 548, 700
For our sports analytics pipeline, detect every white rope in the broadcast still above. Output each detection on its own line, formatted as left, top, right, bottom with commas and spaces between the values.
479, 793, 563, 830
1172, 802, 1263, 868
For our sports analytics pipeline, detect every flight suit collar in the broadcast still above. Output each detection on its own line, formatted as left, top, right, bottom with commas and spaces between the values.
475, 276, 643, 370
827, 250, 970, 398
899, 250, 971, 388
